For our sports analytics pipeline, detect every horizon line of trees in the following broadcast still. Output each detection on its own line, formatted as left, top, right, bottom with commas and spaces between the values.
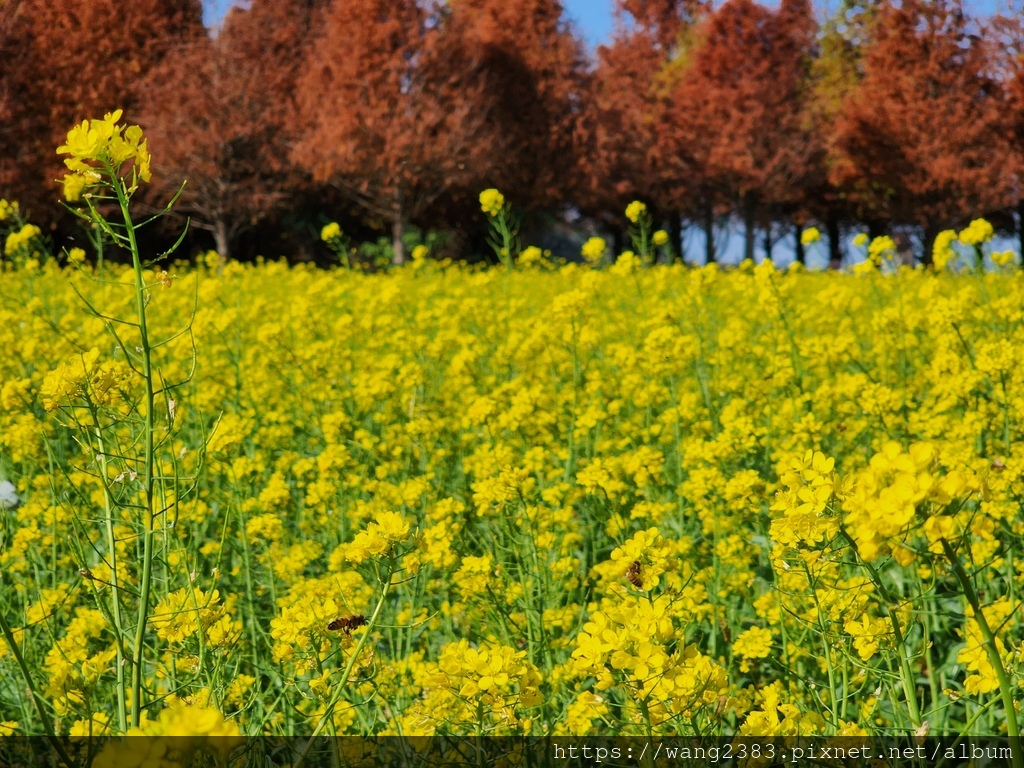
3, 0, 1024, 266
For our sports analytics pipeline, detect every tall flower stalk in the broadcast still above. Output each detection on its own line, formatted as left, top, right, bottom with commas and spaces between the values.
42, 110, 198, 729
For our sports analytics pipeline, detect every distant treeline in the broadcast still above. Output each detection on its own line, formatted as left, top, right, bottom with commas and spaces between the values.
1, 0, 1023, 265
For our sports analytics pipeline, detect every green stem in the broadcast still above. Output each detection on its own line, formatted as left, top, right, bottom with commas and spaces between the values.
95, 428, 128, 732
840, 527, 921, 728
933, 697, 1000, 768
294, 568, 395, 766
500, 213, 513, 271
885, 603, 923, 730
941, 538, 1021, 761
116, 177, 157, 727
0, 606, 74, 768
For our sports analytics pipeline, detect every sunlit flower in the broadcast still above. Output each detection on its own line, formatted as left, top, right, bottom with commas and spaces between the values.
958, 218, 994, 246
0, 199, 18, 222
800, 227, 821, 246
581, 236, 606, 264
625, 201, 647, 224
321, 222, 342, 242
932, 230, 958, 270
56, 109, 151, 199
479, 189, 505, 217
867, 235, 896, 265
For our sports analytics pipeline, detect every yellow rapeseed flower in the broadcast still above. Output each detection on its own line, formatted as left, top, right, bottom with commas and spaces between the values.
479, 189, 505, 217
4, 223, 41, 257
321, 222, 341, 242
0, 199, 17, 222
625, 201, 646, 224
581, 236, 606, 264
932, 230, 958, 270
867, 235, 895, 265
56, 109, 152, 199
958, 218, 994, 246
800, 227, 821, 247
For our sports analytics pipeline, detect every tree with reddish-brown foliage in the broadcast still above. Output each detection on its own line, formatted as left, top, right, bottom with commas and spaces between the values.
620, 0, 704, 48
0, 0, 31, 206
443, 0, 588, 211
577, 0, 706, 257
575, 26, 662, 247
0, 0, 204, 218
140, 0, 325, 258
294, 0, 503, 264
994, 3, 1024, 258
657, 0, 819, 263
831, 0, 1014, 260
805, 0, 880, 266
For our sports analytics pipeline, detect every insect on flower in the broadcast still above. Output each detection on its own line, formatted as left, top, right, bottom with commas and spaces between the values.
626, 560, 643, 589
327, 615, 367, 634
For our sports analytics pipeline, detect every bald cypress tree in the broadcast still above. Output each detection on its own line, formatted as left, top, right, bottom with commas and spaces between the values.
1, 0, 204, 217
832, 0, 1014, 259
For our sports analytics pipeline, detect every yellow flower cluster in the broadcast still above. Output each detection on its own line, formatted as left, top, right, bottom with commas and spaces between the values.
151, 588, 239, 647
3, 248, 1024, 739
867, 234, 896, 265
345, 510, 411, 564
625, 201, 647, 223
959, 218, 994, 246
0, 199, 18, 222
4, 223, 41, 259
933, 229, 959, 270
39, 347, 132, 412
93, 702, 241, 768
479, 188, 505, 217
934, 219, 1005, 271
321, 222, 342, 242
800, 227, 821, 246
581, 236, 606, 264
57, 109, 152, 200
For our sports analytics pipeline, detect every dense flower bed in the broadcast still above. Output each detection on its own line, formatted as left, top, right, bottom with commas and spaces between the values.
2, 254, 1023, 737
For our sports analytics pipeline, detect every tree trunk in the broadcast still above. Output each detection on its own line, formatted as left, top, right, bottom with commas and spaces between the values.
827, 213, 842, 269
763, 226, 774, 263
1018, 200, 1024, 264
392, 216, 406, 265
704, 203, 716, 264
392, 188, 406, 265
794, 222, 806, 265
669, 213, 683, 265
743, 194, 756, 263
921, 223, 938, 267
214, 219, 230, 263
610, 226, 623, 259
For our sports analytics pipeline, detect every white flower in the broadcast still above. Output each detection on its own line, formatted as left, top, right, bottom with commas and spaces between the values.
0, 480, 19, 509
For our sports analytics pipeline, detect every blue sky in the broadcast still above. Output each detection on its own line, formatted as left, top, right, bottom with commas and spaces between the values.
559, 0, 1005, 48
563, 0, 614, 47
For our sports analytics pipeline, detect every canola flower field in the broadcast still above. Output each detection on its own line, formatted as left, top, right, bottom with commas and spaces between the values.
3, 253, 1024, 740
1, 111, 1024, 747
